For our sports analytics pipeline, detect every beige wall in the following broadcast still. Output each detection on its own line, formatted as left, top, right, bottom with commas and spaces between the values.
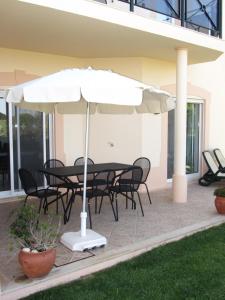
0, 47, 84, 163
1, 46, 225, 191
0, 49, 175, 190
63, 57, 144, 166
62, 57, 176, 193
189, 54, 225, 154
0, 47, 83, 75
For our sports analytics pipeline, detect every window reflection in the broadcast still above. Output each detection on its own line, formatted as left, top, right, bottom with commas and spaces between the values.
0, 98, 10, 191
13, 108, 44, 189
167, 103, 201, 179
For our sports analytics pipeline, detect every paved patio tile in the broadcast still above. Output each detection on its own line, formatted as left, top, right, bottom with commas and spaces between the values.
1, 182, 225, 299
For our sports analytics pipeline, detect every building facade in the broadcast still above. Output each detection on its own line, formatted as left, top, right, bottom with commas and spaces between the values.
0, 0, 224, 201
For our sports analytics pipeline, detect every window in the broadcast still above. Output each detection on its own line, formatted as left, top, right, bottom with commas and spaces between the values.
0, 92, 10, 192
0, 92, 52, 196
167, 101, 203, 179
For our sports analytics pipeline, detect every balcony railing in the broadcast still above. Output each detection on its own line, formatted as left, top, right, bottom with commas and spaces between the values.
184, 0, 221, 37
96, 0, 222, 38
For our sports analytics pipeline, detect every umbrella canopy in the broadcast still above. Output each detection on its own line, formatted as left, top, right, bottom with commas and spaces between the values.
6, 67, 175, 250
6, 67, 175, 114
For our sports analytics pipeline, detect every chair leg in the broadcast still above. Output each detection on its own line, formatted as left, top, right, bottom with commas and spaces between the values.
64, 190, 75, 224
65, 199, 73, 224
144, 183, 152, 204
60, 195, 66, 214
137, 191, 144, 216
38, 198, 43, 214
44, 197, 48, 214
55, 188, 59, 214
115, 193, 119, 221
24, 195, 29, 206
109, 195, 117, 221
98, 195, 104, 214
63, 199, 72, 224
66, 189, 69, 204
95, 196, 98, 214
131, 192, 133, 209
88, 200, 92, 229
131, 191, 136, 210
126, 192, 128, 209
57, 199, 59, 214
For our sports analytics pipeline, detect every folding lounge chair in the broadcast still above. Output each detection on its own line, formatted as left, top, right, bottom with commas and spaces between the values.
199, 151, 225, 186
213, 148, 225, 169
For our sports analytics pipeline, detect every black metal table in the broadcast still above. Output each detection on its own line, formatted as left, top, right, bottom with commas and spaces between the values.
40, 163, 135, 224
40, 162, 134, 178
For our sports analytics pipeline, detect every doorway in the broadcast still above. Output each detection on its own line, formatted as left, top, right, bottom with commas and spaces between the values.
167, 99, 203, 180
0, 91, 52, 197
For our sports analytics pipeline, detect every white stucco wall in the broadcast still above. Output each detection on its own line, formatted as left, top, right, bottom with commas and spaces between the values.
62, 57, 176, 168
1, 45, 225, 190
188, 54, 225, 154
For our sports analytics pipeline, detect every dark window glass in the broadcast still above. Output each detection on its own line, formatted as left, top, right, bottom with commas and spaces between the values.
167, 103, 201, 179
13, 108, 44, 188
0, 98, 10, 191
185, 0, 219, 34
135, 0, 180, 18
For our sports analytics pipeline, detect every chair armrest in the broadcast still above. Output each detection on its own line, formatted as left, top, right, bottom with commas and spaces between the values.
219, 167, 225, 173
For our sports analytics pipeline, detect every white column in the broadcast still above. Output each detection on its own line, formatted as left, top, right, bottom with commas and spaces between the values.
172, 48, 188, 203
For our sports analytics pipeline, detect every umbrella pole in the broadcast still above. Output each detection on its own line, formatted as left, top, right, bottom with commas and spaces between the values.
80, 102, 90, 237
60, 102, 107, 251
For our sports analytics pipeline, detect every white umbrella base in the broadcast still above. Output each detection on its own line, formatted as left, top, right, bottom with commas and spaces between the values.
60, 229, 107, 251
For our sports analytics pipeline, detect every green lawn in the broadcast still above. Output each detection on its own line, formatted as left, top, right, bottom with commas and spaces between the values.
25, 223, 225, 300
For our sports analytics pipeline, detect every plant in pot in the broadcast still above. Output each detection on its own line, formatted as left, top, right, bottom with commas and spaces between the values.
214, 187, 225, 214
9, 204, 61, 278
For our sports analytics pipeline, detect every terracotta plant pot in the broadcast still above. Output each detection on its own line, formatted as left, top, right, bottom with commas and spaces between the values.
215, 196, 225, 214
18, 248, 56, 278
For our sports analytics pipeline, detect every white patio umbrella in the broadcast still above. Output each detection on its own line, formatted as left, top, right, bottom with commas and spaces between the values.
6, 67, 175, 251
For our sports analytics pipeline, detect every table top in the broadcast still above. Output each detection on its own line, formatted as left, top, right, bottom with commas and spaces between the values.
40, 162, 135, 177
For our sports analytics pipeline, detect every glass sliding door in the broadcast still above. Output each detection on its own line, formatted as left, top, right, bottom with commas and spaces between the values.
186, 103, 200, 174
13, 108, 48, 189
167, 101, 202, 180
167, 109, 175, 180
0, 90, 52, 198
0, 97, 10, 191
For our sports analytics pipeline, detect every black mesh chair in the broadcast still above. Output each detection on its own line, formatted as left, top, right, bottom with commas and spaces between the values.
68, 170, 117, 228
109, 167, 144, 221
44, 159, 81, 218
118, 157, 152, 207
133, 157, 152, 204
74, 157, 99, 213
44, 159, 81, 190
74, 157, 95, 186
19, 168, 64, 214
44, 159, 66, 188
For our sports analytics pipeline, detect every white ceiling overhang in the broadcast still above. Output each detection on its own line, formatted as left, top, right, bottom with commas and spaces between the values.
0, 0, 224, 64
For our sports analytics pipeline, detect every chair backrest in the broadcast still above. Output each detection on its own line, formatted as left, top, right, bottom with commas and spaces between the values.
93, 170, 116, 191
119, 167, 143, 191
202, 151, 219, 175
74, 157, 95, 182
19, 168, 38, 195
213, 149, 225, 169
43, 159, 65, 186
133, 157, 151, 183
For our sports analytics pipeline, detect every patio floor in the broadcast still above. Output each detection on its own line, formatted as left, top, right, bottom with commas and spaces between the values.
1, 182, 225, 299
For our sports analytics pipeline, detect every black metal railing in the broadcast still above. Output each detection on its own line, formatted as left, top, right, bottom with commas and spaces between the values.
184, 0, 222, 37
135, 0, 180, 19
117, 0, 222, 38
